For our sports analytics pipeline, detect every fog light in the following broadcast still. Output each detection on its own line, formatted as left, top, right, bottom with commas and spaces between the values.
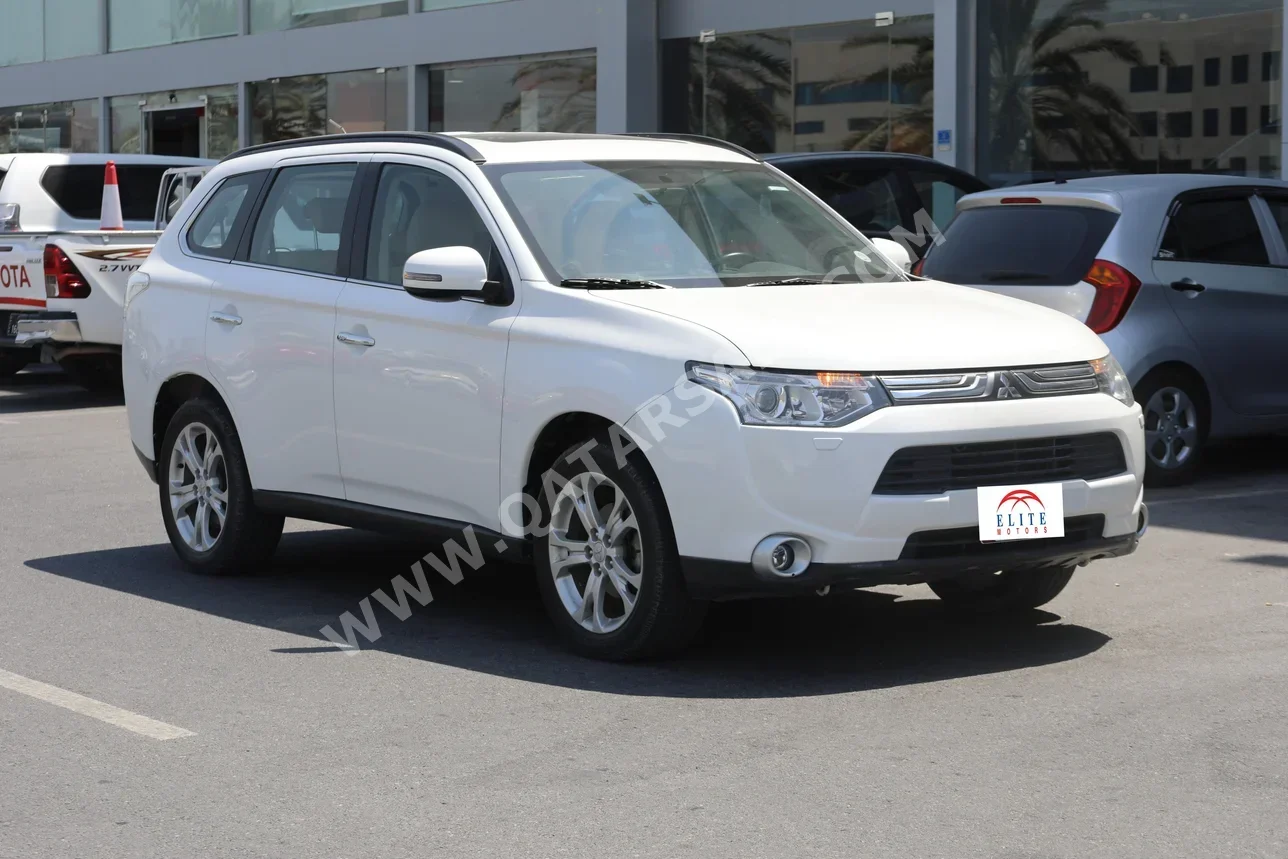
770, 543, 794, 572
751, 535, 813, 578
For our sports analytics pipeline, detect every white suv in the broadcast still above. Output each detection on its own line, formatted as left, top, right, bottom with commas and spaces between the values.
124, 132, 1147, 660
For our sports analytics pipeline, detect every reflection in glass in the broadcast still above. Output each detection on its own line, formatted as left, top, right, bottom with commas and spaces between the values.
429, 54, 596, 132
109, 86, 239, 158
250, 0, 404, 33
250, 68, 407, 144
659, 18, 934, 155
978, 0, 1284, 183
109, 0, 237, 51
0, 0, 99, 66
0, 100, 98, 153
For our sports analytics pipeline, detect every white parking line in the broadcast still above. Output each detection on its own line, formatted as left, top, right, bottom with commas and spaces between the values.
1148, 486, 1288, 507
0, 668, 194, 741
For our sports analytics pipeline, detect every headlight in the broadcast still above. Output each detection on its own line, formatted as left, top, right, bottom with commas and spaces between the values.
1091, 354, 1133, 406
687, 362, 890, 427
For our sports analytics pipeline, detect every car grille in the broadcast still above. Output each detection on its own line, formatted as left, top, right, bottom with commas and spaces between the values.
873, 433, 1127, 495
899, 515, 1106, 561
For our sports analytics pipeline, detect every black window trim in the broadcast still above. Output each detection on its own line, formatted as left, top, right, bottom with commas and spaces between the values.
1155, 186, 1284, 269
231, 159, 366, 279
342, 155, 516, 306
181, 170, 270, 263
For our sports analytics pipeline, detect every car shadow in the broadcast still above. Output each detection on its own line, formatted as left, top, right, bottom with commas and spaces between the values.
0, 367, 121, 413
26, 527, 1110, 698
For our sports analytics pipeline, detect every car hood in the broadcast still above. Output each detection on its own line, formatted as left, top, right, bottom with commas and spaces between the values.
594, 280, 1109, 371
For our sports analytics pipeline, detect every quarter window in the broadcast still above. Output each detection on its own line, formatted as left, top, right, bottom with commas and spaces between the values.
248, 163, 358, 276
1159, 197, 1269, 265
364, 164, 494, 285
187, 171, 265, 259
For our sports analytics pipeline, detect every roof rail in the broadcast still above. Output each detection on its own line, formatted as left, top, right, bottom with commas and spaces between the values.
617, 133, 761, 161
222, 132, 486, 164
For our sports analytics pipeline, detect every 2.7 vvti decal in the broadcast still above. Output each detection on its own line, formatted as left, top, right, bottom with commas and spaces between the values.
77, 246, 152, 274
976, 482, 1067, 542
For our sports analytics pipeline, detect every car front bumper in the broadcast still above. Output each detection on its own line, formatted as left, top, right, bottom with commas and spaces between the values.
626, 387, 1146, 598
15, 311, 83, 346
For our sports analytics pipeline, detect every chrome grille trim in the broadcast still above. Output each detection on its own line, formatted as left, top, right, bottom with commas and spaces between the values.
879, 362, 1098, 404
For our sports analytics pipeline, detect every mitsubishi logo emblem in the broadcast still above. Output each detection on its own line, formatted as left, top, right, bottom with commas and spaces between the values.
996, 372, 1022, 400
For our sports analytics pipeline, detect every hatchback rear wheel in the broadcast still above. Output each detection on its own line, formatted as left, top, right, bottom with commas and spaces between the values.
1136, 368, 1208, 487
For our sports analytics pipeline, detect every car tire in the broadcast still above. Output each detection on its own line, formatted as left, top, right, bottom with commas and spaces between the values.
533, 432, 707, 661
59, 354, 124, 394
0, 349, 33, 380
929, 565, 1076, 614
1135, 368, 1208, 487
158, 398, 284, 576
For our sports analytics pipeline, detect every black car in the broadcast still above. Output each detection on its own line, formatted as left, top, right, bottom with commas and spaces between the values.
765, 152, 989, 260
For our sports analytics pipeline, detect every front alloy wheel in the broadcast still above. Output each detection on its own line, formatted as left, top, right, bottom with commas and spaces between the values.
533, 432, 706, 660
168, 422, 228, 553
547, 471, 645, 634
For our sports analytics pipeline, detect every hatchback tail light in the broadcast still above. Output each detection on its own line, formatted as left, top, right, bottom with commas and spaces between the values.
44, 244, 91, 299
1083, 259, 1140, 333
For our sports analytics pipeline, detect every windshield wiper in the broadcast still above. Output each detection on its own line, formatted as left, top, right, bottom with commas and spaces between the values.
741, 277, 829, 287
560, 277, 668, 290
981, 270, 1052, 283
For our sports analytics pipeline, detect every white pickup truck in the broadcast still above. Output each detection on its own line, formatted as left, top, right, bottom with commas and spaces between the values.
0, 154, 211, 389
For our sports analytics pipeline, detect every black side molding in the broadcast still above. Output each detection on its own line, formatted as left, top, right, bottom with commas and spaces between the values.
251, 490, 527, 560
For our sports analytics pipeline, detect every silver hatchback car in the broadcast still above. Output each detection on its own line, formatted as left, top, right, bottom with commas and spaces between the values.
916, 174, 1288, 485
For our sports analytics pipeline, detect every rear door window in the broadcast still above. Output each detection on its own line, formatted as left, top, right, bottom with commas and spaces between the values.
247, 163, 358, 276
40, 164, 173, 221
919, 205, 1119, 285
1159, 196, 1270, 265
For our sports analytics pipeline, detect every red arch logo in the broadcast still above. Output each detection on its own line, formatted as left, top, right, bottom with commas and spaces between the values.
997, 489, 1045, 512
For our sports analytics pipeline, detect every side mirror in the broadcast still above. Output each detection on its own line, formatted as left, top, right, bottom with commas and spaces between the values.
870, 237, 912, 273
402, 246, 489, 300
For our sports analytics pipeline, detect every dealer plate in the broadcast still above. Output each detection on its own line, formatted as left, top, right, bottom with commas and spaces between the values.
977, 483, 1065, 542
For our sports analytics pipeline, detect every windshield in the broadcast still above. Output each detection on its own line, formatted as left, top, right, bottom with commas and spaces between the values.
483, 161, 900, 287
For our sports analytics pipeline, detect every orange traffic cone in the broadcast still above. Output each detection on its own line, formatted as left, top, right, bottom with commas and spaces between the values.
100, 160, 124, 230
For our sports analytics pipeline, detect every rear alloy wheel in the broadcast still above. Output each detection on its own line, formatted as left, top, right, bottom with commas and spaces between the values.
534, 433, 706, 660
159, 398, 283, 576
1137, 369, 1207, 487
929, 565, 1076, 615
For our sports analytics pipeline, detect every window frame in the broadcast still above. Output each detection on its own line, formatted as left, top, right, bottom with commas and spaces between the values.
180, 170, 269, 261
231, 154, 369, 279
1155, 187, 1285, 269
342, 153, 516, 306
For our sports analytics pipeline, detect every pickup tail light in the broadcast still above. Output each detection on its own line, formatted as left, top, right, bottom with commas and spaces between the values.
44, 244, 91, 299
910, 256, 926, 276
1083, 259, 1140, 333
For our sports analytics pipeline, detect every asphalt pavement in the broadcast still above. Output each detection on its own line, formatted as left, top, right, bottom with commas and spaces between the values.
1, 368, 1285, 858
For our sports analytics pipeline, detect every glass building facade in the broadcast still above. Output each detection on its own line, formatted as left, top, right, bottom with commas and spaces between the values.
0, 0, 1281, 185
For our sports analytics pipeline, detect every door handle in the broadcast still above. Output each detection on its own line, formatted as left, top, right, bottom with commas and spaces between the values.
209, 311, 242, 326
337, 332, 375, 348
1170, 278, 1205, 294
